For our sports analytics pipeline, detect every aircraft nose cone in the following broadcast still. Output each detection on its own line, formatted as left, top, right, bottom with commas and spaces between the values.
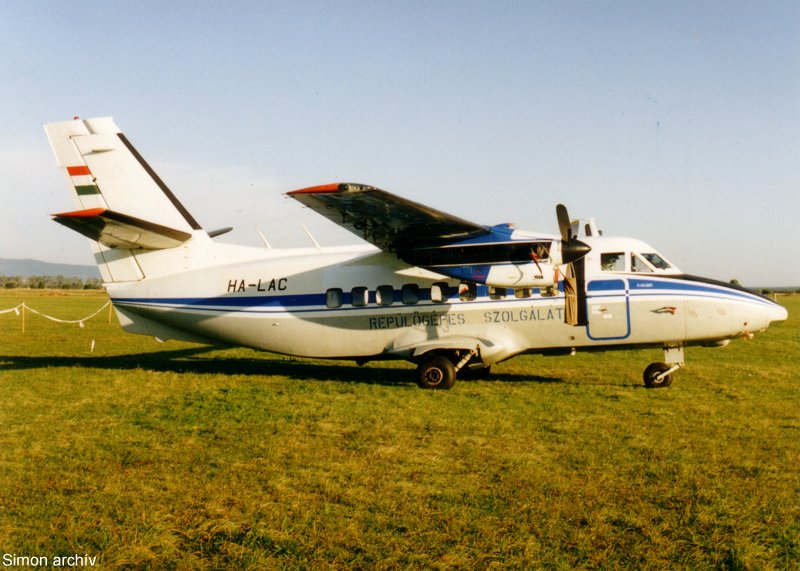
562, 239, 591, 265
769, 302, 788, 324
750, 297, 788, 332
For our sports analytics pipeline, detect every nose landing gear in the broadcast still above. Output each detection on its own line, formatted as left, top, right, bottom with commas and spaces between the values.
644, 346, 685, 389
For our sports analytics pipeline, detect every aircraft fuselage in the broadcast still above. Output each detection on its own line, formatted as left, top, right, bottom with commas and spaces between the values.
108, 239, 787, 369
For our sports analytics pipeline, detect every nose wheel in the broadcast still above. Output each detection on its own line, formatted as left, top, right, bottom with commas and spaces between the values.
643, 362, 674, 388
644, 346, 685, 388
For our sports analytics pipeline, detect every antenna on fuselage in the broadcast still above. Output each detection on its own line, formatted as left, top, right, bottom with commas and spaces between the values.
301, 224, 321, 249
256, 228, 272, 249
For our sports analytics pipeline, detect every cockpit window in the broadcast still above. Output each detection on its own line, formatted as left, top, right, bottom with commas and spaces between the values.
601, 253, 626, 272
642, 253, 671, 270
602, 250, 674, 273
631, 254, 651, 273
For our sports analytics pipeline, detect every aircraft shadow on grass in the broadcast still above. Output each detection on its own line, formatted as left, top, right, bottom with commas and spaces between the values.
0, 347, 564, 387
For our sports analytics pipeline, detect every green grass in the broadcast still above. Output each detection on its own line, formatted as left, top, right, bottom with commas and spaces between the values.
0, 291, 797, 569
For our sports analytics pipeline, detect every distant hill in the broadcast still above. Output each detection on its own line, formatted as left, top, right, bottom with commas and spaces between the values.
0, 258, 100, 280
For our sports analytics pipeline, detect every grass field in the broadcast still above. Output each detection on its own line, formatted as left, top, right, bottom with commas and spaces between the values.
0, 291, 797, 569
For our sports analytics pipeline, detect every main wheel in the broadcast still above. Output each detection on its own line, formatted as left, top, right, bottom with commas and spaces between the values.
643, 362, 673, 389
416, 356, 456, 390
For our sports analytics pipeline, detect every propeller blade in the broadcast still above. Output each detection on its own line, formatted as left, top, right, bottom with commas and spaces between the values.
574, 257, 588, 326
556, 204, 571, 243
563, 259, 588, 327
563, 264, 578, 326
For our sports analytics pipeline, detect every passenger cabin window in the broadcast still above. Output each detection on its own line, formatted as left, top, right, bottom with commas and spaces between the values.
431, 282, 450, 303
459, 282, 477, 301
401, 284, 420, 305
601, 252, 626, 272
376, 285, 394, 306
351, 286, 368, 307
541, 285, 558, 297
325, 288, 343, 308
489, 286, 506, 300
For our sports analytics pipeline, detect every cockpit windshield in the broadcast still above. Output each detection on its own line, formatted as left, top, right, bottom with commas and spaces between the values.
642, 253, 671, 270
600, 250, 675, 273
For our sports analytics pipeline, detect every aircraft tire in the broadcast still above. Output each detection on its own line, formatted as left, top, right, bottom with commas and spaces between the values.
643, 362, 673, 389
416, 356, 456, 390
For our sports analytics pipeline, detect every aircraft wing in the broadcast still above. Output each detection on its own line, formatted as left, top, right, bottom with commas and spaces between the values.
287, 183, 490, 251
287, 182, 578, 291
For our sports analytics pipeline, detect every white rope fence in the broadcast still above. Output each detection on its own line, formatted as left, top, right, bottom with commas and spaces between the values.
1, 300, 112, 333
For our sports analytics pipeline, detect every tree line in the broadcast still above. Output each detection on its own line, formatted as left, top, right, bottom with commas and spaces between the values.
1, 275, 104, 290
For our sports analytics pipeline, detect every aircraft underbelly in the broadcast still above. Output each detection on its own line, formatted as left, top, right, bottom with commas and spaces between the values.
121, 297, 577, 360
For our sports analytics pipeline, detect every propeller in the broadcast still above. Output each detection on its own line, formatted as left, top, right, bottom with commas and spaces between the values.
556, 204, 590, 326
556, 204, 591, 264
556, 203, 571, 243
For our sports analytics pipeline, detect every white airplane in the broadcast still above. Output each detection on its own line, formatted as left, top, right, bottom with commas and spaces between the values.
44, 117, 787, 389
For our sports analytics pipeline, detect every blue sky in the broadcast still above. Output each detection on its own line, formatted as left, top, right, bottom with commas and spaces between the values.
2, 1, 798, 285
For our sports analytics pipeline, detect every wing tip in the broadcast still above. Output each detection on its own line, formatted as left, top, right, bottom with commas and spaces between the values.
52, 208, 107, 218
287, 183, 343, 196
287, 182, 377, 196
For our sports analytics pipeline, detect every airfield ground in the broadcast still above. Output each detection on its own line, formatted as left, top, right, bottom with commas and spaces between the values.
0, 291, 797, 569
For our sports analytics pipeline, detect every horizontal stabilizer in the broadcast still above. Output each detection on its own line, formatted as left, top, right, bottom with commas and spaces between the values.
207, 226, 234, 238
52, 208, 192, 250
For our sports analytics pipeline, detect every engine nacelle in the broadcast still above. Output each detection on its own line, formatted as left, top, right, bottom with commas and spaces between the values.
548, 241, 565, 267
484, 261, 558, 288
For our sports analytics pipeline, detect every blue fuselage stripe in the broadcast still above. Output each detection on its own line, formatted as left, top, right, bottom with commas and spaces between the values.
112, 277, 775, 313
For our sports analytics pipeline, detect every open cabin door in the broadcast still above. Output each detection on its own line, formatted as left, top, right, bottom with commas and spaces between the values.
586, 279, 631, 340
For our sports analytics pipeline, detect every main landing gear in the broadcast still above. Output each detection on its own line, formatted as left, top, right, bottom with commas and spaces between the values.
415, 348, 484, 390
643, 346, 685, 389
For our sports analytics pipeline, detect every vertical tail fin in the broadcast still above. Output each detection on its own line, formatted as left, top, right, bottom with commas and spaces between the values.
44, 117, 204, 282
